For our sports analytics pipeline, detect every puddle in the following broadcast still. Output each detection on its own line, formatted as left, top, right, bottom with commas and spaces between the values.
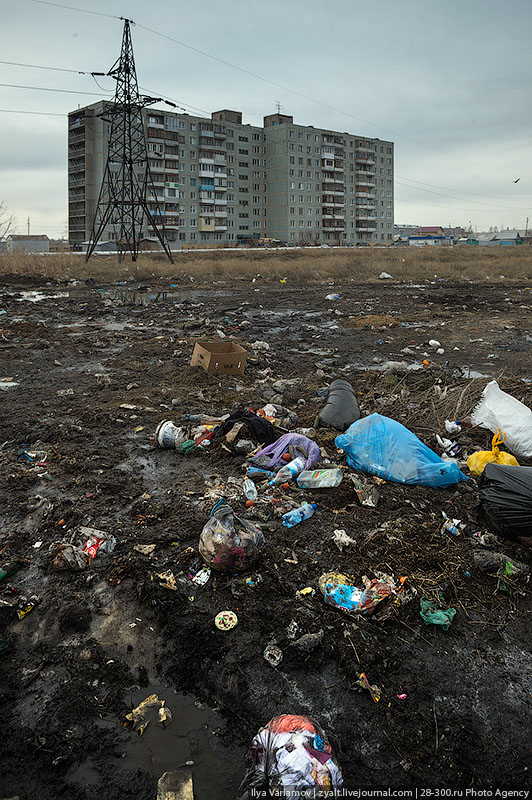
15, 290, 69, 303
104, 289, 181, 306
67, 684, 245, 798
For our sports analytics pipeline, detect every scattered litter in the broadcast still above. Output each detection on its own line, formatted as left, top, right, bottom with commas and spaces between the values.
191, 566, 211, 585
157, 570, 177, 591
356, 672, 381, 703
263, 643, 283, 667
445, 420, 462, 434
336, 413, 467, 487
250, 340, 270, 351
238, 714, 343, 795
124, 694, 173, 736
441, 513, 465, 537
282, 501, 317, 528
325, 293, 340, 300
471, 380, 532, 458
56, 388, 74, 396
191, 340, 247, 375
0, 561, 23, 583
214, 610, 238, 630
80, 526, 116, 557
467, 430, 519, 477
297, 587, 315, 597
332, 529, 356, 551
317, 379, 360, 432
134, 544, 156, 556
350, 474, 379, 507
319, 571, 404, 614
379, 272, 392, 279
420, 595, 456, 630
50, 542, 91, 571
297, 468, 343, 489
291, 629, 324, 652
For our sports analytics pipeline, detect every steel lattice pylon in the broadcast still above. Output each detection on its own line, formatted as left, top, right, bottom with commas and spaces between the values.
86, 19, 173, 263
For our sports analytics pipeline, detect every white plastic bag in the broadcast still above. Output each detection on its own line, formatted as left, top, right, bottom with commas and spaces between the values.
471, 381, 532, 458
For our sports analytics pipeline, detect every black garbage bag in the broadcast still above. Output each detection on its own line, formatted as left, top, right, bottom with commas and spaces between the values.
214, 408, 277, 445
478, 462, 532, 541
317, 379, 360, 432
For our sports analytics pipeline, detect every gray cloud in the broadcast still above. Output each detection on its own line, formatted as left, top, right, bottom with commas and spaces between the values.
1, 0, 531, 234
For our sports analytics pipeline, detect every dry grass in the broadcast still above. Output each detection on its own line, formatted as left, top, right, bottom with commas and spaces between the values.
1, 245, 532, 284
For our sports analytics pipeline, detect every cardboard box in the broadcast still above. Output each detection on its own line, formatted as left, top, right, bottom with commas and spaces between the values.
190, 341, 247, 375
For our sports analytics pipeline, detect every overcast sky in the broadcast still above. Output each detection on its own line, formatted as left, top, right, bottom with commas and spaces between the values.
1, 0, 531, 236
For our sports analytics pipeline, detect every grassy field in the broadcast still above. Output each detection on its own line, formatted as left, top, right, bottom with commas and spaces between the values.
1, 245, 532, 283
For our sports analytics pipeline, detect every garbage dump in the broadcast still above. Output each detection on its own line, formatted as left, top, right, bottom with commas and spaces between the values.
316, 379, 360, 432
336, 413, 468, 487
478, 463, 532, 541
237, 714, 343, 797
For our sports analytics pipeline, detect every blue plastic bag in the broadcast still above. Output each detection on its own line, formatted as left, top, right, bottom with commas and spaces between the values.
335, 413, 468, 488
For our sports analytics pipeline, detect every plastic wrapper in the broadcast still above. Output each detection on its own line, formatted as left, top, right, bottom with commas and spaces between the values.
50, 542, 91, 571
471, 380, 532, 458
335, 413, 467, 487
420, 596, 456, 630
237, 714, 343, 798
318, 571, 403, 614
466, 429, 519, 477
250, 433, 321, 472
199, 502, 264, 572
317, 379, 360, 432
478, 462, 532, 540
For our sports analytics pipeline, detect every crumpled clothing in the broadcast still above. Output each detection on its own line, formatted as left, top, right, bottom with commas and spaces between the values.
215, 408, 276, 445
249, 433, 321, 471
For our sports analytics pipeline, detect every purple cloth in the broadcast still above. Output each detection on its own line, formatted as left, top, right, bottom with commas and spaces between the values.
250, 433, 321, 470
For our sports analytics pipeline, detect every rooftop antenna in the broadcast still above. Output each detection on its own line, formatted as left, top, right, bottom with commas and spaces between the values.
86, 18, 173, 263
275, 100, 283, 114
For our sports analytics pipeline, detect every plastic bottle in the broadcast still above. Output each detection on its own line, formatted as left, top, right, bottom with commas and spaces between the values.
269, 456, 306, 486
297, 468, 343, 489
282, 502, 317, 528
243, 478, 258, 501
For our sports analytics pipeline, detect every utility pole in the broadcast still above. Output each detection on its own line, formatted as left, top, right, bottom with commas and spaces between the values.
86, 18, 173, 263
27, 217, 30, 235
525, 217, 529, 239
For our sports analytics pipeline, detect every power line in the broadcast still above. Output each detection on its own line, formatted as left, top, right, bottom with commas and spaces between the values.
396, 179, 529, 212
396, 174, 532, 202
0, 108, 65, 117
0, 59, 87, 74
28, 0, 120, 20
396, 197, 527, 214
23, 0, 517, 178
0, 82, 114, 96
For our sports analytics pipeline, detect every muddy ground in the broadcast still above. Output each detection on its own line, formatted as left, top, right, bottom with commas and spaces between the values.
0, 274, 531, 798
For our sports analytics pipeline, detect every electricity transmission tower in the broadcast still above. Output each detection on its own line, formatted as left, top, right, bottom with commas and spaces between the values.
86, 18, 174, 263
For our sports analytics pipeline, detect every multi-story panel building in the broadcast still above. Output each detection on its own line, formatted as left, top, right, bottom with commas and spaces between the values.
68, 104, 393, 248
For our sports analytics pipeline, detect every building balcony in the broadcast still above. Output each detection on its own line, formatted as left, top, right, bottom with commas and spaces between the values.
199, 157, 214, 165
214, 155, 227, 164
214, 198, 227, 205
355, 175, 376, 185
199, 168, 216, 178
322, 225, 345, 232
68, 178, 85, 188
356, 223, 377, 231
215, 224, 227, 231
322, 212, 345, 219
199, 183, 215, 192
214, 183, 227, 191
200, 128, 214, 136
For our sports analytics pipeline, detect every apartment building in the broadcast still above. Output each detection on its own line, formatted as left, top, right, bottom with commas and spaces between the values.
68, 104, 394, 248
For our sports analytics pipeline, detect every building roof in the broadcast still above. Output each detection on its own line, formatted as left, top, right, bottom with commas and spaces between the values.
7, 234, 49, 241
418, 226, 444, 234
493, 230, 521, 240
